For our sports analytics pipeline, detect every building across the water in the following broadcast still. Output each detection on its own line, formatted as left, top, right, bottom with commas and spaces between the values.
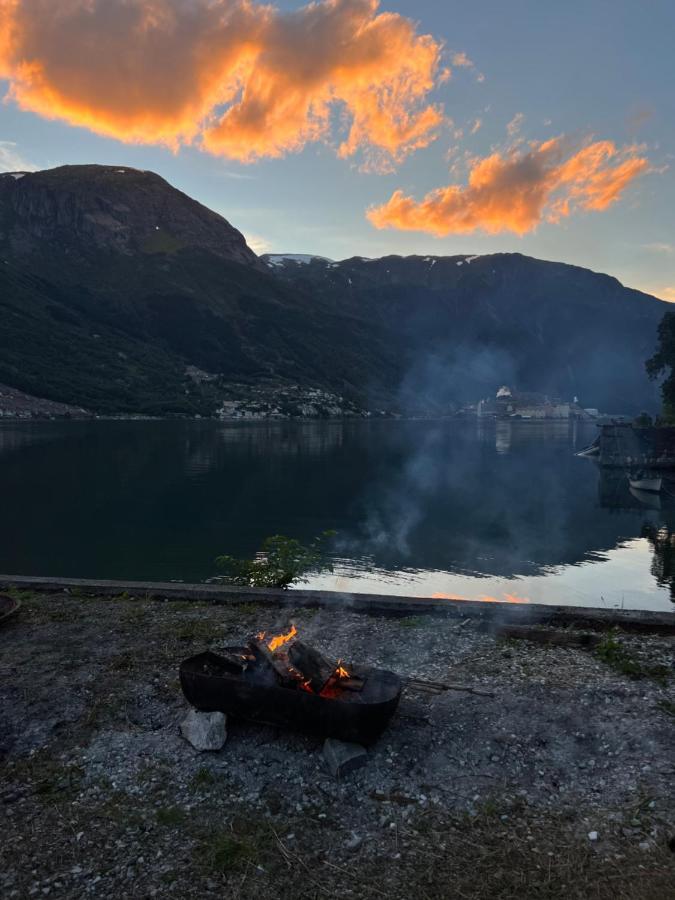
477, 386, 595, 420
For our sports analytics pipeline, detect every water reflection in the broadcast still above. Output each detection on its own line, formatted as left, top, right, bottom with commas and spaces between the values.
642, 524, 675, 603
0, 419, 672, 611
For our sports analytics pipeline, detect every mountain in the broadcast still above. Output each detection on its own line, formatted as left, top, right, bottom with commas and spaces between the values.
0, 165, 667, 416
0, 165, 258, 267
262, 253, 666, 414
0, 166, 388, 414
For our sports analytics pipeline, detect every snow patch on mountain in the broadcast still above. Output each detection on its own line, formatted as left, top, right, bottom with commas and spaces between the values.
265, 253, 333, 267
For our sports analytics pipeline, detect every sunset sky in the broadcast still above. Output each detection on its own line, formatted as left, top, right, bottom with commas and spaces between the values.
0, 0, 673, 300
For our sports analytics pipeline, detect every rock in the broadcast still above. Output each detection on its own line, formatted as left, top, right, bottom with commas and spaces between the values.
344, 832, 363, 851
322, 738, 367, 778
588, 831, 599, 842
180, 709, 227, 752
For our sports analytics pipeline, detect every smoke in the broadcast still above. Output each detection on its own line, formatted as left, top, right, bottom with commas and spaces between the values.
0, 0, 445, 171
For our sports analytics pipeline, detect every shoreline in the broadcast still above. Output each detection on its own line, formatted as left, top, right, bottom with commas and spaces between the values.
2, 574, 673, 633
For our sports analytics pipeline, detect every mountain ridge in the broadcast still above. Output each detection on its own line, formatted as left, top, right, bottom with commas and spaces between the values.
0, 164, 667, 416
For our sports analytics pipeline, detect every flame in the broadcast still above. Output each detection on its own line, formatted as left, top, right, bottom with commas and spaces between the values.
335, 660, 350, 679
266, 624, 298, 652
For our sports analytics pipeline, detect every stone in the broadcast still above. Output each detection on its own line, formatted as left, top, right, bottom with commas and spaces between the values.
180, 709, 227, 752
587, 831, 598, 842
322, 738, 367, 778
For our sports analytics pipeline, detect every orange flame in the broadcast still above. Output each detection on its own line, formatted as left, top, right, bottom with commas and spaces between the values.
266, 624, 298, 652
335, 660, 350, 679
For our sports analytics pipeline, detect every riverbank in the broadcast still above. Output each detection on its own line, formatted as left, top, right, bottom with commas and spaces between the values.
1, 589, 673, 899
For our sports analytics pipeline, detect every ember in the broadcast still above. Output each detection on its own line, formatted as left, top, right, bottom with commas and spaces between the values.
179, 624, 402, 743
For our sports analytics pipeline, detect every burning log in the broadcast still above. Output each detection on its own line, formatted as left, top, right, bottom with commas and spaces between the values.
288, 641, 337, 694
249, 637, 300, 687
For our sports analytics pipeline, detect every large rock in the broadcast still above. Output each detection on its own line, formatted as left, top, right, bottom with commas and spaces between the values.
322, 738, 367, 778
180, 709, 227, 752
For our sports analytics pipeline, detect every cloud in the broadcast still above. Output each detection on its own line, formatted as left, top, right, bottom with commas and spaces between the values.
655, 287, 675, 302
367, 136, 650, 237
244, 233, 273, 255
0, 0, 446, 171
506, 112, 524, 137
0, 139, 37, 171
643, 242, 674, 255
469, 118, 482, 135
451, 51, 473, 67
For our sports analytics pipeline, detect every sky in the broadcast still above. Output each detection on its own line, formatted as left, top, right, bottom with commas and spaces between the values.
0, 0, 673, 300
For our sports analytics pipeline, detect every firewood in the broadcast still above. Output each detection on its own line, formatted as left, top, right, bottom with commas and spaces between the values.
211, 650, 251, 674
288, 641, 336, 693
495, 625, 601, 649
338, 676, 365, 692
249, 638, 299, 687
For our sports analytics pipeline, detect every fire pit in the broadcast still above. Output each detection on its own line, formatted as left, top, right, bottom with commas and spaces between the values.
180, 626, 402, 745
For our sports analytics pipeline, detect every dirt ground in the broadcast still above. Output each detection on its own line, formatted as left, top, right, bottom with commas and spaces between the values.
1, 590, 674, 899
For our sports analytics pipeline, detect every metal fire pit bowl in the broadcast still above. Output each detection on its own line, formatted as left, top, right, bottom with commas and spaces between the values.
180, 648, 402, 745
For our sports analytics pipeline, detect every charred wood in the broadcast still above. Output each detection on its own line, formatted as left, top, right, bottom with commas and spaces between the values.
249, 638, 299, 687
288, 641, 336, 693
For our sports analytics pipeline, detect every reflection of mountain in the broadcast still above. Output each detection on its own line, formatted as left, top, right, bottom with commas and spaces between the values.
346, 422, 665, 578
642, 525, 675, 604
0, 419, 672, 585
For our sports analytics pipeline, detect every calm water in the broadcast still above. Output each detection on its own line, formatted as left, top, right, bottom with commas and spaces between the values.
1, 419, 674, 612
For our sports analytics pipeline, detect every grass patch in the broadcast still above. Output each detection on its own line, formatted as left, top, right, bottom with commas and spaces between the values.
398, 616, 427, 629
596, 631, 670, 685
109, 652, 134, 672
8, 752, 84, 802
156, 806, 187, 827
172, 618, 220, 643
234, 602, 262, 616
657, 699, 675, 718
191, 766, 218, 788
197, 827, 259, 873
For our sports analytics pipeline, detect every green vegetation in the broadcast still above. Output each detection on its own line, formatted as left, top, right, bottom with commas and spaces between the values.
646, 310, 675, 420
156, 806, 187, 827
215, 532, 334, 589
197, 828, 258, 873
191, 766, 218, 788
596, 631, 670, 685
398, 615, 427, 628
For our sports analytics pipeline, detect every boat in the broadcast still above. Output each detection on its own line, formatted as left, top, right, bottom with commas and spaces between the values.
576, 437, 600, 458
628, 486, 662, 509
628, 474, 662, 492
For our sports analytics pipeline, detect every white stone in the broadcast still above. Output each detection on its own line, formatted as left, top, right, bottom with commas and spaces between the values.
588, 831, 599, 842
180, 709, 227, 751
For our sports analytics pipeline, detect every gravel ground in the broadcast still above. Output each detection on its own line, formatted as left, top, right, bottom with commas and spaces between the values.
1, 590, 674, 899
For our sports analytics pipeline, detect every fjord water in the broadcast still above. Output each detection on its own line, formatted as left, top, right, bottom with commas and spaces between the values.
1, 419, 673, 613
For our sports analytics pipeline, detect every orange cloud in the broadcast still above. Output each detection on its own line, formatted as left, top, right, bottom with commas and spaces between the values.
0, 0, 446, 169
367, 136, 650, 236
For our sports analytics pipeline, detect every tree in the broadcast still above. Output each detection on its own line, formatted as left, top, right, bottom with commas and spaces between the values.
646, 311, 675, 421
215, 532, 335, 589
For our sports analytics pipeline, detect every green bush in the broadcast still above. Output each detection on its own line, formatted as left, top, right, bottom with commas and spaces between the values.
215, 532, 334, 589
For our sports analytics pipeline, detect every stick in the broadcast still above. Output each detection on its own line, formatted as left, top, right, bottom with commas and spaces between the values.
405, 678, 495, 698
